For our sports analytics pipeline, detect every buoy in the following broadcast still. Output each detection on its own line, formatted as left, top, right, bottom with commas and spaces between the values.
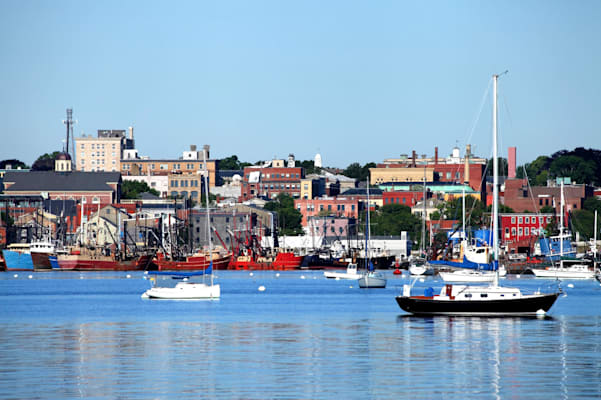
335, 277, 340, 280
516, 274, 521, 279
258, 285, 266, 292
349, 285, 353, 288
144, 271, 148, 275
567, 283, 574, 288
28, 275, 33, 279
275, 273, 280, 277
419, 278, 425, 283
126, 274, 131, 279
249, 272, 254, 277
393, 269, 402, 275
300, 275, 305, 279
13, 274, 18, 278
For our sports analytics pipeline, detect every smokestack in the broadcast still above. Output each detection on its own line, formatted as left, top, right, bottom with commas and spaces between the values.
464, 144, 471, 184
190, 144, 197, 151
412, 150, 416, 167
508, 146, 517, 179
128, 126, 134, 140
434, 147, 438, 165
203, 145, 210, 159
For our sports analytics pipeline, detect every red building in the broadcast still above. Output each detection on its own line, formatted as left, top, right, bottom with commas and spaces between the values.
383, 190, 426, 207
294, 197, 360, 226
503, 179, 592, 214
500, 213, 555, 253
241, 166, 304, 200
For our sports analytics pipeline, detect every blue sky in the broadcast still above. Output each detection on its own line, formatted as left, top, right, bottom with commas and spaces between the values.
1, 1, 600, 168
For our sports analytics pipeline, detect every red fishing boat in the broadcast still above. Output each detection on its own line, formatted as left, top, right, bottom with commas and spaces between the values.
153, 248, 231, 271
229, 250, 304, 270
56, 247, 154, 271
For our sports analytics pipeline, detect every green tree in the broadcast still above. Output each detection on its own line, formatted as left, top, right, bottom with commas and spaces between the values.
0, 159, 29, 169
361, 204, 421, 243
441, 196, 485, 227
485, 157, 508, 177
539, 205, 555, 214
342, 162, 376, 183
219, 155, 252, 170
295, 160, 316, 175
31, 151, 61, 171
263, 193, 303, 236
122, 180, 160, 199
549, 155, 596, 185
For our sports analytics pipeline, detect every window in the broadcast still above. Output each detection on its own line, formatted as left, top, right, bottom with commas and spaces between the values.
518, 216, 523, 224
511, 227, 516, 235
328, 205, 332, 211
112, 144, 116, 149
446, 172, 451, 179
518, 227, 523, 236
80, 144, 84, 149
160, 164, 168, 170
91, 144, 95, 149
525, 216, 529, 224
511, 216, 516, 223
480, 294, 488, 298
525, 227, 529, 235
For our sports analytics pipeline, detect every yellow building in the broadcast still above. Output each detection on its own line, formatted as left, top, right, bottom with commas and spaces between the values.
300, 178, 313, 200
369, 167, 434, 185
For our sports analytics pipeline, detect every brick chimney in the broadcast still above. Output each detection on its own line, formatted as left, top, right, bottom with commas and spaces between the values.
508, 147, 516, 179
434, 147, 438, 165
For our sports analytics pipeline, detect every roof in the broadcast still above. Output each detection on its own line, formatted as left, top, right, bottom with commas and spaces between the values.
340, 188, 383, 196
3, 171, 121, 192
139, 192, 160, 200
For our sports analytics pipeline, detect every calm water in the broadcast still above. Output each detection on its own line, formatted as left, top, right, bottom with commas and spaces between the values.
1, 271, 601, 399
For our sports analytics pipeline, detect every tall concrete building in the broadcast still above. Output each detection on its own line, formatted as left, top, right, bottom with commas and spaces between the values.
75, 127, 135, 172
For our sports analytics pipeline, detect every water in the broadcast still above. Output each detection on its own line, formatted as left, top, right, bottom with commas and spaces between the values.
1, 271, 601, 399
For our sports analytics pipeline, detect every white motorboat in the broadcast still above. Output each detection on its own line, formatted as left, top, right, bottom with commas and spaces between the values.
409, 259, 434, 276
142, 274, 221, 299
530, 261, 595, 279
324, 263, 362, 280
439, 266, 507, 282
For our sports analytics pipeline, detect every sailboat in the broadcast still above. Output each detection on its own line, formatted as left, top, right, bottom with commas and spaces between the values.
409, 171, 434, 276
358, 180, 387, 288
530, 181, 595, 279
142, 149, 220, 299
396, 72, 560, 316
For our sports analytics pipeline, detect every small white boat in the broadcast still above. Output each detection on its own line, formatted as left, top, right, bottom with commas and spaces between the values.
439, 266, 506, 282
142, 271, 220, 300
409, 259, 434, 276
530, 262, 595, 279
358, 271, 387, 288
324, 263, 362, 280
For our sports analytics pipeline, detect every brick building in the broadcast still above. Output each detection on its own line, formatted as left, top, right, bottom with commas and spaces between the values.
294, 196, 361, 226
500, 212, 555, 253
503, 178, 593, 214
241, 166, 304, 200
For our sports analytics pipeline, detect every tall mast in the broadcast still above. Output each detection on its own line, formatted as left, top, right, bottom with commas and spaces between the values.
492, 73, 499, 286
421, 168, 426, 255
560, 180, 564, 257
203, 149, 213, 285
366, 177, 371, 269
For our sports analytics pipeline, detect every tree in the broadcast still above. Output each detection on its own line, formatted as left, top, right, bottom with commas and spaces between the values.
361, 203, 421, 242
31, 152, 61, 171
539, 205, 555, 214
122, 180, 160, 199
342, 162, 375, 182
441, 196, 485, 227
0, 159, 28, 169
295, 160, 316, 175
485, 157, 508, 177
219, 155, 252, 170
263, 193, 303, 236
549, 155, 596, 185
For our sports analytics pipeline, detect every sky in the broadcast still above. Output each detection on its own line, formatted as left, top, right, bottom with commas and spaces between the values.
1, 1, 600, 169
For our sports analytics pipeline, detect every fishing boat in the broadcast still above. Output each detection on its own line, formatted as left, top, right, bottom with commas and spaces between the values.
229, 250, 304, 270
154, 247, 231, 271
2, 243, 34, 271
56, 246, 154, 271
357, 181, 387, 289
396, 72, 560, 316
30, 239, 55, 271
324, 263, 362, 280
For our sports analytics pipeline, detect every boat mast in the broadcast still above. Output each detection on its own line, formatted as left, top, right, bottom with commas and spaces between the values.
492, 73, 501, 287
594, 210, 598, 261
366, 177, 371, 270
203, 149, 213, 286
559, 180, 564, 257
421, 168, 426, 256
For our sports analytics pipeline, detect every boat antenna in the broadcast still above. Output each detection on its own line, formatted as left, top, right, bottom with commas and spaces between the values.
203, 149, 213, 286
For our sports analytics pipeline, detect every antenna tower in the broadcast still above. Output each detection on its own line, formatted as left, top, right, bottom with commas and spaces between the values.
62, 108, 76, 168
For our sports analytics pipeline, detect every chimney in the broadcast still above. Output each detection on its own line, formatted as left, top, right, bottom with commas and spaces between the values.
203, 144, 210, 159
190, 144, 197, 152
412, 150, 416, 167
508, 146, 517, 179
464, 144, 471, 184
128, 126, 134, 140
434, 147, 438, 165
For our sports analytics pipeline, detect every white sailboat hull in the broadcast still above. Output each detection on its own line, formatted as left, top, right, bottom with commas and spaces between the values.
358, 272, 387, 288
409, 264, 434, 276
142, 282, 221, 299
439, 270, 496, 283
530, 267, 594, 279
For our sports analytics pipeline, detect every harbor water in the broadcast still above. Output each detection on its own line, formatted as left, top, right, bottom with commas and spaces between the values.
1, 271, 601, 399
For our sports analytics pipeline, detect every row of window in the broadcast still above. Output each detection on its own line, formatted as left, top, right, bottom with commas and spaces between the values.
80, 143, 117, 150
170, 191, 199, 198
171, 180, 199, 188
505, 227, 539, 237
384, 197, 414, 205
298, 204, 356, 212
510, 216, 552, 224
247, 173, 300, 179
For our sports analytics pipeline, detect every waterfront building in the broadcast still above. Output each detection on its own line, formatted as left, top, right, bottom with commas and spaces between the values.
75, 128, 135, 172
294, 196, 361, 226
240, 159, 304, 200
500, 212, 555, 254
120, 145, 218, 189
503, 178, 593, 214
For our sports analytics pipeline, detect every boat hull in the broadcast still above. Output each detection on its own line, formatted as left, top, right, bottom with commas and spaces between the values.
358, 272, 387, 288
155, 253, 231, 271
229, 252, 304, 271
57, 254, 153, 271
142, 283, 220, 299
2, 250, 34, 271
31, 252, 53, 271
396, 293, 560, 316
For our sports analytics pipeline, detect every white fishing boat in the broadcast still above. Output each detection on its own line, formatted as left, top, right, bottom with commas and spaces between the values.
396, 72, 560, 316
324, 263, 362, 280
